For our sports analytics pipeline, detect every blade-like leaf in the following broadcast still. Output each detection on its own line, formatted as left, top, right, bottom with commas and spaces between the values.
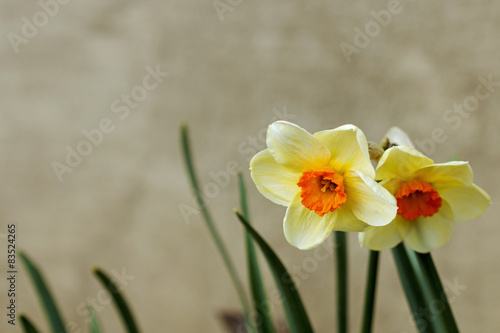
392, 243, 435, 333
20, 315, 41, 333
420, 252, 458, 331
238, 172, 275, 333
19, 251, 67, 333
93, 268, 139, 333
180, 124, 251, 320
405, 248, 459, 332
235, 211, 314, 333
87, 305, 103, 333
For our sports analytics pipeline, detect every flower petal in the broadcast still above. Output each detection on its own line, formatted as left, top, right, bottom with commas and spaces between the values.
403, 213, 453, 253
332, 204, 369, 232
382, 126, 415, 148
283, 192, 335, 250
438, 184, 491, 223
379, 178, 402, 196
415, 161, 473, 187
376, 146, 434, 181
313, 125, 375, 178
344, 170, 397, 226
267, 121, 331, 171
250, 149, 301, 206
359, 222, 402, 251
395, 215, 411, 238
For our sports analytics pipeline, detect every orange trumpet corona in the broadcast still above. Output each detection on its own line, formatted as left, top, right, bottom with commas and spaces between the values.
396, 179, 442, 220
297, 168, 347, 216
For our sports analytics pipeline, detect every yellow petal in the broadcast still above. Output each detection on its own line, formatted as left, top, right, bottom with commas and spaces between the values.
332, 204, 369, 232
438, 184, 491, 223
359, 221, 402, 251
267, 121, 331, 172
376, 146, 434, 181
379, 178, 402, 196
344, 169, 397, 226
283, 192, 335, 250
250, 149, 301, 206
313, 125, 375, 178
395, 215, 411, 238
415, 161, 473, 187
403, 213, 453, 253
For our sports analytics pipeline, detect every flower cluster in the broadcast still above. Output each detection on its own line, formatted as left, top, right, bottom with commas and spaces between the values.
250, 121, 490, 253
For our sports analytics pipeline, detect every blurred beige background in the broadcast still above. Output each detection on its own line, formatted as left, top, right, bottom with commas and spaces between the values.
1, 0, 499, 332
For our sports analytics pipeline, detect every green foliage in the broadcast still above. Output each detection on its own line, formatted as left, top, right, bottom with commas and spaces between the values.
20, 251, 67, 333
93, 268, 140, 333
235, 211, 314, 333
239, 172, 276, 333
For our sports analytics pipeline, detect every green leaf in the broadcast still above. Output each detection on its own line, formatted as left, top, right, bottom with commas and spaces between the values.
405, 249, 459, 332
180, 124, 251, 320
238, 172, 275, 333
20, 315, 41, 333
19, 251, 67, 333
87, 305, 103, 333
391, 243, 435, 333
93, 268, 140, 333
235, 211, 314, 333
360, 250, 379, 333
334, 231, 348, 333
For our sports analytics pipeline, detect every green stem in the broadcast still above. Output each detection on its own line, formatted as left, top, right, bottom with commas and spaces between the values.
392, 243, 435, 333
360, 251, 379, 333
180, 125, 251, 321
334, 231, 347, 333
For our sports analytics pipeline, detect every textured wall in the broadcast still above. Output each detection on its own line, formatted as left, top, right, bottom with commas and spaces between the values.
1, 0, 499, 332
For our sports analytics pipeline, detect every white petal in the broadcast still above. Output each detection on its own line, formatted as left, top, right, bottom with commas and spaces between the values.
376, 146, 434, 181
267, 121, 331, 171
382, 126, 415, 148
314, 125, 375, 178
332, 204, 369, 232
250, 149, 301, 206
415, 161, 473, 187
283, 192, 335, 250
344, 170, 398, 226
359, 222, 402, 251
403, 213, 453, 253
438, 184, 491, 223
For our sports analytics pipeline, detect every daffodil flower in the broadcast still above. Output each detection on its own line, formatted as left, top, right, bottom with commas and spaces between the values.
359, 145, 491, 253
250, 121, 397, 250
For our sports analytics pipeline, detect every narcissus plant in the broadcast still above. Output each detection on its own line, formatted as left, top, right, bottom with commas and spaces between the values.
250, 121, 397, 250
359, 145, 491, 253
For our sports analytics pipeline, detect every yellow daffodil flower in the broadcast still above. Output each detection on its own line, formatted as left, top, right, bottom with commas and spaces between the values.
250, 121, 397, 250
359, 145, 491, 253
